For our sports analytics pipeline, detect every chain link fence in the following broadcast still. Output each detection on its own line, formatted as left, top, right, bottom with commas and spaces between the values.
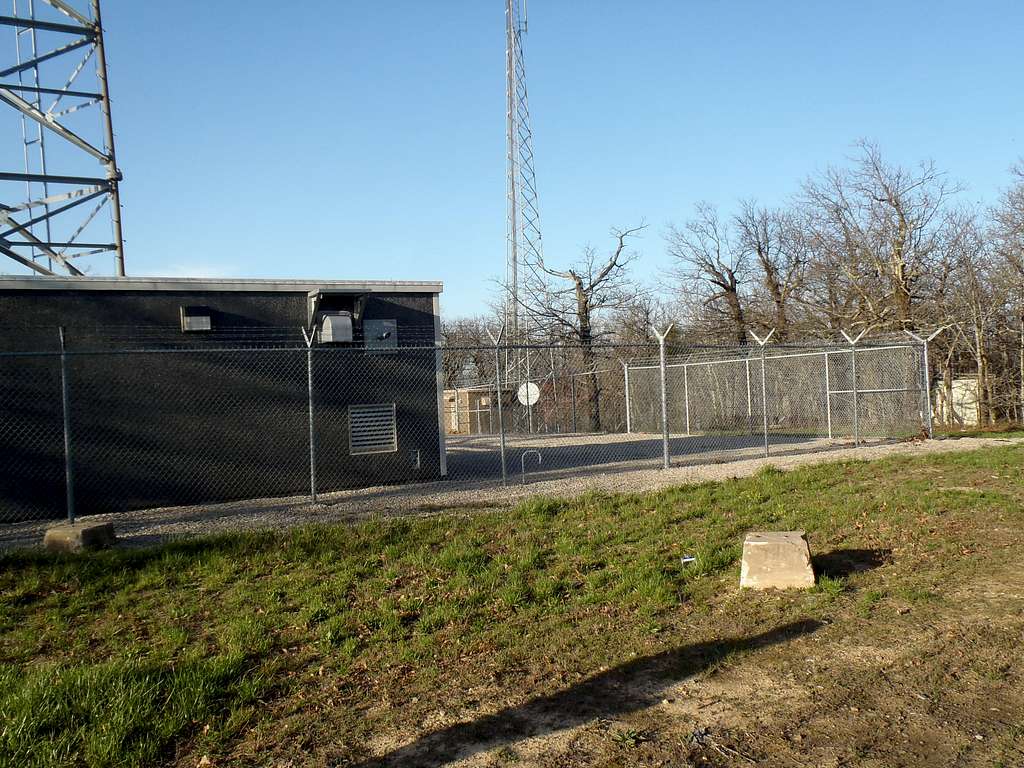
0, 336, 927, 524
446, 339, 926, 486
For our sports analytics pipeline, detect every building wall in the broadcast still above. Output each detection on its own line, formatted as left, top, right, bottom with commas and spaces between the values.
444, 388, 498, 435
934, 378, 980, 427
0, 288, 443, 520
0, 289, 436, 351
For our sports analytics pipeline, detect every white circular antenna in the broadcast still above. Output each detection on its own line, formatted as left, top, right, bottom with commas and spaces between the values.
517, 382, 541, 406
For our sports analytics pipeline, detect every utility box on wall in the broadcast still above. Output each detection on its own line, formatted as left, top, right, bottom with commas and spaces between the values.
364, 318, 397, 349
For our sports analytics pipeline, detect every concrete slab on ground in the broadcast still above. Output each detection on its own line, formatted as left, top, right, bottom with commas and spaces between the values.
740, 531, 815, 590
43, 521, 117, 553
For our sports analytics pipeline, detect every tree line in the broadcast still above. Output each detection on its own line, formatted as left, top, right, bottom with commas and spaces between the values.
445, 141, 1024, 427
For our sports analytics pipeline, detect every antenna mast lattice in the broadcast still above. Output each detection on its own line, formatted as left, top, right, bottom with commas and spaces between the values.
505, 0, 544, 376
0, 0, 125, 276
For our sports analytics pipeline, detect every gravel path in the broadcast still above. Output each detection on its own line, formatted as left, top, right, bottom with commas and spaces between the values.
2, 436, 1020, 550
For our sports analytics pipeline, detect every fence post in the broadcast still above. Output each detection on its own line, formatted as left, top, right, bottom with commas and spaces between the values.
745, 357, 752, 434
569, 373, 577, 433
301, 327, 318, 503
750, 329, 776, 458
851, 346, 859, 445
652, 324, 674, 470
549, 348, 560, 434
906, 327, 946, 440
525, 343, 533, 434
453, 387, 460, 434
622, 359, 631, 433
58, 327, 75, 523
683, 363, 691, 436
487, 326, 508, 485
921, 341, 931, 438
841, 330, 867, 445
824, 350, 833, 440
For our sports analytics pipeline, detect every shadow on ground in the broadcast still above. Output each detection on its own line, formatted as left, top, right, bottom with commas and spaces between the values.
352, 619, 822, 768
813, 548, 891, 579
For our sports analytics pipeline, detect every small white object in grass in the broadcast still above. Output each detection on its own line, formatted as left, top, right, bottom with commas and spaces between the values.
680, 556, 696, 565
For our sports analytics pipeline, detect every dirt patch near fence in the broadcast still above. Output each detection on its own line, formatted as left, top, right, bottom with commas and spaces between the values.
1, 435, 1021, 549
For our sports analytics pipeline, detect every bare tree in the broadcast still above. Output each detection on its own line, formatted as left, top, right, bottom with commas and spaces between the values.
652, 147, 1021, 427
801, 140, 960, 332
610, 292, 674, 346
516, 224, 646, 429
947, 213, 1004, 424
518, 225, 646, 344
667, 203, 749, 344
993, 162, 1024, 418
734, 201, 806, 340
994, 162, 1024, 276
793, 201, 862, 337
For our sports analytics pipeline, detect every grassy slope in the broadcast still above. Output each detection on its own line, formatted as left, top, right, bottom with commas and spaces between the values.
0, 444, 1022, 767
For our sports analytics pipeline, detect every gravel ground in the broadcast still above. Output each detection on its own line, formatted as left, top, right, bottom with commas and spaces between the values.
2, 436, 1019, 551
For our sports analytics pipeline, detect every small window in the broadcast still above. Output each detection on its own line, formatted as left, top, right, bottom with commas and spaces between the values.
364, 318, 397, 350
180, 306, 211, 332
349, 403, 398, 455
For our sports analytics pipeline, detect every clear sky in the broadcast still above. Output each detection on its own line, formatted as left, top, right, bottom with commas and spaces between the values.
98, 0, 1023, 316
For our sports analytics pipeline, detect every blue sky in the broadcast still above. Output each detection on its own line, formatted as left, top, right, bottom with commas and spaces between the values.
99, 0, 1023, 316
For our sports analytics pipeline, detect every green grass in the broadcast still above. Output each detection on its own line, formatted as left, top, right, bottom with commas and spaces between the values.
1, 444, 1022, 767
812, 575, 847, 598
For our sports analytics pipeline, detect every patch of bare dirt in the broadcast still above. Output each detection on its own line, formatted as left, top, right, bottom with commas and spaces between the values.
442, 568, 1024, 768
335, 541, 1024, 768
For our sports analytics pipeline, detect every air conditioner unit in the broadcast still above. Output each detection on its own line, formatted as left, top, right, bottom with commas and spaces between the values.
318, 311, 353, 344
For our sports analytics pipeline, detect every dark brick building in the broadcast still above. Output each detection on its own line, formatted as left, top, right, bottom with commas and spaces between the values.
0, 276, 445, 521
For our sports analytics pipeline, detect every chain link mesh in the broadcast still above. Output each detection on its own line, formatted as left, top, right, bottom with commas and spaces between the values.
0, 340, 927, 523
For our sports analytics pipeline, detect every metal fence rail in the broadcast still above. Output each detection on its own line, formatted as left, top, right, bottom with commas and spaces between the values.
0, 335, 928, 523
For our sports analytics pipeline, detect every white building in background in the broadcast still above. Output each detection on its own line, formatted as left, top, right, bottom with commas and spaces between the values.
934, 378, 980, 427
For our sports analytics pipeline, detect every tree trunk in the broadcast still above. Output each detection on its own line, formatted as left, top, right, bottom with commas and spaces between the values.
762, 263, 788, 341
1019, 312, 1024, 424
725, 289, 748, 345
576, 284, 601, 431
974, 324, 991, 426
774, 302, 788, 341
942, 355, 956, 427
890, 213, 915, 331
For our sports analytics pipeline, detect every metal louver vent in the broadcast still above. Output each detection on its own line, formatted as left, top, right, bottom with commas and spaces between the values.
349, 403, 398, 455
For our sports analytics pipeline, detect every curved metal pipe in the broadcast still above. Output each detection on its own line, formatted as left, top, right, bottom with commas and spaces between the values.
520, 449, 542, 484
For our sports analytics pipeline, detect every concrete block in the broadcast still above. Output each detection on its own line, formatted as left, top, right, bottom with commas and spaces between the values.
740, 531, 815, 590
43, 521, 117, 553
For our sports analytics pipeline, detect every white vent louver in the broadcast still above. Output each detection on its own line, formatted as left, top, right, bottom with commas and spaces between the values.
349, 403, 398, 455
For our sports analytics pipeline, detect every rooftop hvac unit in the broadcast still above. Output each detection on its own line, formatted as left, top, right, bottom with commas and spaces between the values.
318, 311, 353, 344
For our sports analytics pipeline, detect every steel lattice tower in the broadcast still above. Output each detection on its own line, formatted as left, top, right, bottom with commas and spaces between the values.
505, 0, 544, 356
0, 0, 124, 276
